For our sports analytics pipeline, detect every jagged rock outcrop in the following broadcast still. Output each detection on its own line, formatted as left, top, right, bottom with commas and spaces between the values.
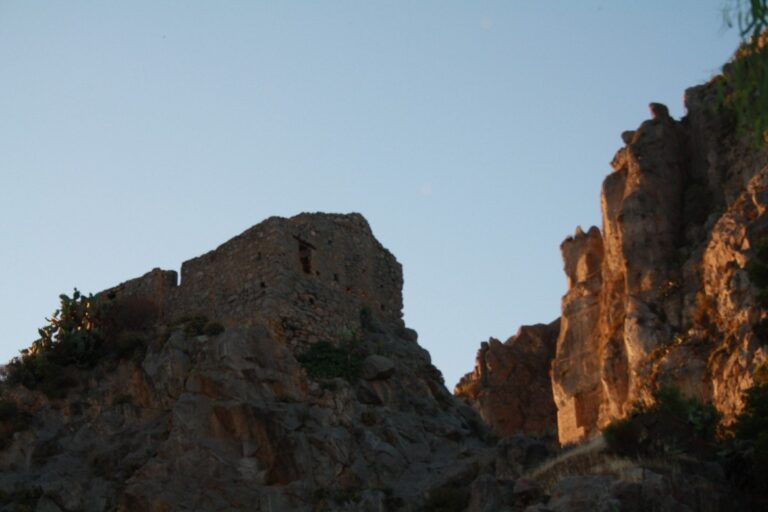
552, 85, 768, 444
455, 321, 560, 437
456, 78, 768, 447
0, 213, 495, 511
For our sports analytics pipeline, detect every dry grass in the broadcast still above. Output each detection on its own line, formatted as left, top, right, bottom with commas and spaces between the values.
525, 435, 681, 493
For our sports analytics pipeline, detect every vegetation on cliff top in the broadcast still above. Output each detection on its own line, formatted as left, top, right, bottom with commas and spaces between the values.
1, 289, 149, 398
721, 0, 768, 144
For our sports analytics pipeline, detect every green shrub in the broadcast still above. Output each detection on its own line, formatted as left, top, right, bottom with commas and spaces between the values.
3, 288, 106, 385
203, 322, 225, 336
184, 316, 209, 336
112, 331, 148, 359
359, 306, 376, 332
0, 399, 28, 448
748, 260, 768, 288
0, 487, 42, 512
361, 410, 377, 426
756, 236, 768, 261
424, 485, 470, 512
171, 315, 225, 337
602, 386, 720, 458
721, 2, 768, 144
757, 289, 768, 308
3, 289, 161, 395
0, 400, 20, 422
723, 382, 768, 495
603, 416, 644, 457
748, 238, 768, 306
720, 40, 768, 145
753, 319, 768, 344
733, 383, 768, 443
298, 341, 362, 381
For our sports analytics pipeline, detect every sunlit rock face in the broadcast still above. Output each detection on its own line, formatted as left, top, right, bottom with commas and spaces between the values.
455, 320, 560, 437
0, 213, 495, 511
553, 83, 768, 444
455, 78, 768, 447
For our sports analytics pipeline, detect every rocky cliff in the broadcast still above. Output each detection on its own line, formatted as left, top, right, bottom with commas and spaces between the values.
0, 214, 497, 511
458, 78, 768, 445
0, 213, 753, 511
454, 321, 560, 437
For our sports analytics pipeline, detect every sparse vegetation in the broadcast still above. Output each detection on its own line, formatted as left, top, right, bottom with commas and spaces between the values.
423, 485, 470, 512
170, 315, 226, 337
748, 238, 768, 334
298, 341, 363, 381
204, 321, 225, 336
1, 289, 166, 397
361, 410, 377, 426
359, 306, 377, 332
0, 487, 42, 512
2, 289, 107, 396
753, 319, 768, 343
658, 279, 680, 299
721, 1, 768, 144
725, 381, 768, 495
602, 386, 720, 458
0, 399, 28, 448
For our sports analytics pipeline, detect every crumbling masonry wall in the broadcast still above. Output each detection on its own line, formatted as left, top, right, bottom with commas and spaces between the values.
101, 213, 404, 344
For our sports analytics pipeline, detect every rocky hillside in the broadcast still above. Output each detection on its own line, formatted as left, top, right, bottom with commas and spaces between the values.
0, 214, 499, 511
457, 78, 768, 445
5, 57, 768, 512
3, 212, 746, 512
455, 321, 560, 438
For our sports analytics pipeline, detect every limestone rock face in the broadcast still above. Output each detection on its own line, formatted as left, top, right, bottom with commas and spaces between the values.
552, 89, 768, 444
455, 80, 768, 447
455, 320, 560, 436
0, 213, 493, 512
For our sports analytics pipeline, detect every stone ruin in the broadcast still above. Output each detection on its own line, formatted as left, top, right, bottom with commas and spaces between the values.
100, 212, 405, 345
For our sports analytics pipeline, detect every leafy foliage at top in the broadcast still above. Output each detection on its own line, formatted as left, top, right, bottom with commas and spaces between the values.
721, 1, 768, 144
2, 289, 149, 398
725, 0, 768, 40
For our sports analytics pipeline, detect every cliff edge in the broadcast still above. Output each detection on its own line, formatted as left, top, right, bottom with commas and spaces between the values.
458, 78, 768, 446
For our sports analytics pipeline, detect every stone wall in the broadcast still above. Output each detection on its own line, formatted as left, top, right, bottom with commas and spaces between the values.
99, 212, 404, 345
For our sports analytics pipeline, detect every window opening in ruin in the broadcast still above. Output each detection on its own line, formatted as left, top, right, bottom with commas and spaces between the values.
294, 237, 316, 275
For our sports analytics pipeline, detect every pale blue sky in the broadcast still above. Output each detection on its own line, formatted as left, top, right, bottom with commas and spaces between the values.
0, 1, 741, 387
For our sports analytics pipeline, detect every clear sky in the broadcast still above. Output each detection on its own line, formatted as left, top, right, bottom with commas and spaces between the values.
0, 1, 742, 388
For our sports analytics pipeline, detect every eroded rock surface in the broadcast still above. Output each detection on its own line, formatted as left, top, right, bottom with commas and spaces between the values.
551, 89, 768, 444
0, 213, 494, 511
457, 78, 768, 447
455, 320, 560, 437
